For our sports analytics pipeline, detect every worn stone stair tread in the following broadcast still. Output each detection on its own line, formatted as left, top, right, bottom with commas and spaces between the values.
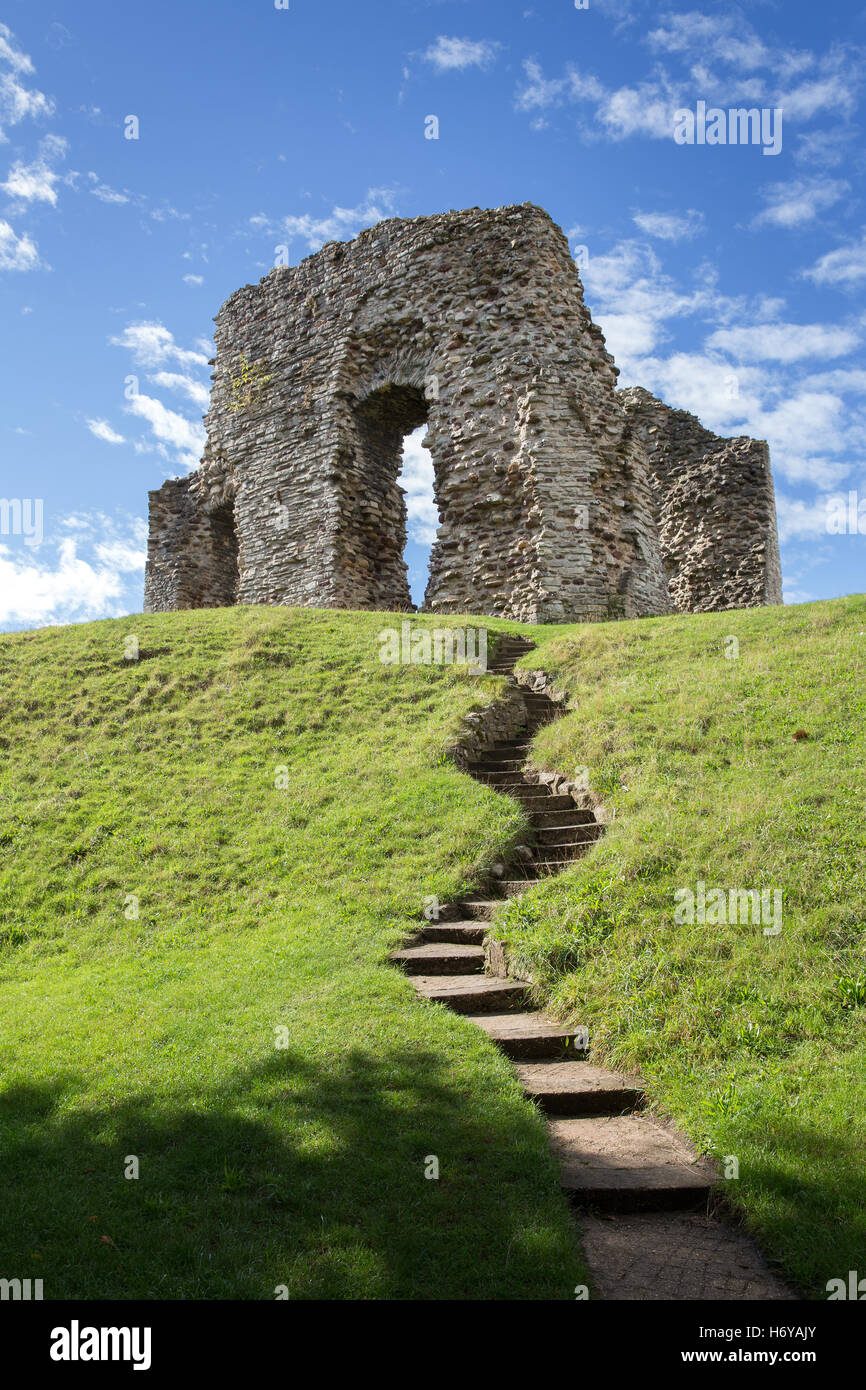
412, 974, 529, 1013
422, 921, 488, 944
457, 898, 501, 919
515, 1061, 643, 1114
390, 942, 485, 974
520, 795, 576, 812
577, 1211, 795, 1301
466, 1011, 584, 1058
550, 1115, 717, 1206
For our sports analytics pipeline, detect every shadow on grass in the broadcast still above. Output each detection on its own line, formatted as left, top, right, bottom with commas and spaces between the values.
1, 1046, 578, 1301
727, 1114, 866, 1297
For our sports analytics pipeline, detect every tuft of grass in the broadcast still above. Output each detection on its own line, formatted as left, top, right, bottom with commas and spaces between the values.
498, 594, 866, 1297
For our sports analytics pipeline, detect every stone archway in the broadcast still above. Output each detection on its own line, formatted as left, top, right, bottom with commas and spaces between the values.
333, 381, 428, 612
144, 204, 674, 620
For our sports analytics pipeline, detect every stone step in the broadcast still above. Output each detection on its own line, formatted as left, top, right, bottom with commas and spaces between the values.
549, 1115, 717, 1211
412, 974, 529, 1014
472, 750, 531, 766
456, 898, 501, 920
515, 1061, 643, 1115
520, 794, 575, 814
469, 761, 528, 774
497, 879, 537, 896
533, 852, 586, 870
531, 808, 596, 830
466, 1011, 585, 1059
474, 771, 534, 785
421, 920, 488, 945
536, 823, 600, 845
534, 853, 592, 872
390, 942, 485, 975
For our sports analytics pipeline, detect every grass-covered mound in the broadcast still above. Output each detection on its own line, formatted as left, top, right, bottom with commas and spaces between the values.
503, 594, 866, 1297
0, 606, 584, 1300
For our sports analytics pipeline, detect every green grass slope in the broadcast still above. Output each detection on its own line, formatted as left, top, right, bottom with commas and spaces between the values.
503, 594, 866, 1296
2, 596, 862, 1300
0, 607, 584, 1300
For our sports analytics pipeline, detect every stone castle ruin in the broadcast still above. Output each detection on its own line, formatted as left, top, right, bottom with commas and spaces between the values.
143, 203, 782, 622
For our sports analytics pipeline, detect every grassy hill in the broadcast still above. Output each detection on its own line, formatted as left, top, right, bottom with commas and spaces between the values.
0, 595, 863, 1299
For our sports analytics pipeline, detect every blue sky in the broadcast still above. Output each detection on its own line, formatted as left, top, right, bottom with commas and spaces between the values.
0, 0, 863, 628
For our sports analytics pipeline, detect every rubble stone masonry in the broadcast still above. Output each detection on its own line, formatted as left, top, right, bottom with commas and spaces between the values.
143, 203, 782, 620
618, 387, 783, 612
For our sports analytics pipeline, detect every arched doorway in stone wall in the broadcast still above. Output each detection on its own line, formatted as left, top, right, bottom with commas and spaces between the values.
339, 382, 432, 612
203, 497, 240, 607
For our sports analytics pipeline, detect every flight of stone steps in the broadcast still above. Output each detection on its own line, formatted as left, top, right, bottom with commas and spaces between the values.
391, 634, 793, 1298
392, 633, 715, 1214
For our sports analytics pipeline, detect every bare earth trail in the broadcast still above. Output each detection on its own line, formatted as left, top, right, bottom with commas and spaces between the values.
391, 636, 793, 1301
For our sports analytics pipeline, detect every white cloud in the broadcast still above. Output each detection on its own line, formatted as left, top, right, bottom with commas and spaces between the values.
794, 128, 851, 168
0, 218, 38, 270
258, 187, 402, 252
581, 240, 714, 362
88, 176, 129, 204
1, 133, 67, 204
803, 234, 866, 288
0, 514, 147, 629
150, 371, 210, 409
516, 61, 677, 140
0, 25, 54, 141
587, 234, 862, 495
422, 36, 500, 72
800, 368, 866, 394
398, 426, 439, 545
109, 322, 210, 471
706, 323, 858, 363
182, 273, 204, 286
775, 493, 835, 542
753, 177, 848, 229
0, 23, 34, 75
632, 209, 704, 241
125, 392, 205, 468
110, 321, 209, 370
86, 418, 125, 445
515, 22, 863, 144
646, 12, 768, 71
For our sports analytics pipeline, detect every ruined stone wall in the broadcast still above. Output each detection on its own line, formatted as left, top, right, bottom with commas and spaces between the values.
617, 387, 783, 613
144, 203, 672, 622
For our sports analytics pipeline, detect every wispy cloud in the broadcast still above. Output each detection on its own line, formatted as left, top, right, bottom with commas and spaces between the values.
515, 14, 863, 145
86, 171, 130, 204
110, 321, 210, 471
150, 371, 210, 409
422, 36, 501, 73
125, 393, 205, 470
1, 133, 67, 205
0, 24, 54, 142
753, 177, 848, 229
706, 323, 859, 364
803, 233, 866, 288
251, 187, 401, 253
632, 209, 704, 241
110, 321, 209, 370
86, 418, 125, 445
0, 218, 39, 270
